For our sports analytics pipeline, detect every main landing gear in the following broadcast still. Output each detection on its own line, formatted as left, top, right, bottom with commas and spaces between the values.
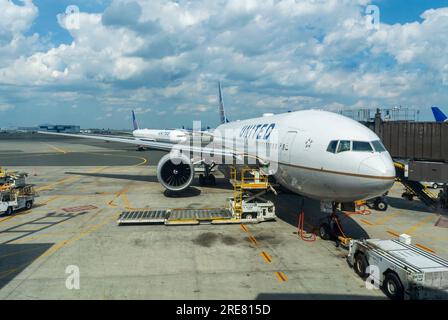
198, 162, 216, 186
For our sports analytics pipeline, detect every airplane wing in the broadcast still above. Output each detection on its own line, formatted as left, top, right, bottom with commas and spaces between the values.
37, 131, 238, 158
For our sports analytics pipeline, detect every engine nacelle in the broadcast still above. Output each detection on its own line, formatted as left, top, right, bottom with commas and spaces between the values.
157, 154, 194, 192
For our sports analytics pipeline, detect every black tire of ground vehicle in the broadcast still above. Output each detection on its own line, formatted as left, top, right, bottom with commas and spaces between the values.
432, 183, 438, 189
375, 199, 388, 211
5, 206, 13, 215
354, 252, 369, 279
242, 213, 254, 220
25, 201, 33, 210
198, 174, 205, 186
402, 192, 414, 201
319, 223, 331, 240
383, 272, 405, 300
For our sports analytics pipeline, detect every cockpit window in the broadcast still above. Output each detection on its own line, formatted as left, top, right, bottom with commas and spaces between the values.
352, 141, 373, 152
337, 140, 351, 153
326, 140, 338, 153
371, 140, 386, 152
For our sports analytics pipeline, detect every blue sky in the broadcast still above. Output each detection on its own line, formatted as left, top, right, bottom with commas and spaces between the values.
372, 0, 448, 24
0, 0, 447, 129
25, 0, 111, 46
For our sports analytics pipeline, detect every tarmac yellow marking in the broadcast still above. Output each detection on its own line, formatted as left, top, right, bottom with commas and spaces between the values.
404, 215, 434, 235
415, 243, 436, 253
41, 142, 69, 154
248, 235, 258, 246
11, 232, 68, 245
36, 166, 107, 192
0, 262, 31, 279
0, 212, 18, 223
275, 271, 288, 282
360, 219, 374, 226
107, 200, 118, 208
40, 196, 60, 205
133, 157, 147, 167
37, 212, 120, 260
0, 216, 13, 223
123, 194, 131, 210
0, 246, 46, 259
0, 207, 36, 223
387, 230, 400, 237
108, 186, 130, 208
260, 251, 272, 264
36, 176, 76, 191
374, 212, 401, 226
82, 152, 147, 167
239, 222, 288, 284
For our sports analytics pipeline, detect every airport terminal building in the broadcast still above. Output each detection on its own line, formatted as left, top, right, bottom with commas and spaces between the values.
38, 124, 80, 133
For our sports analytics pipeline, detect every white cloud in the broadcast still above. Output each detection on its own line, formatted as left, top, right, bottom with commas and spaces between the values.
0, 103, 15, 111
0, 0, 38, 36
0, 0, 447, 126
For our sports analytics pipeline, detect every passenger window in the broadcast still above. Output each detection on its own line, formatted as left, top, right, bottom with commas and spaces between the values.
326, 140, 338, 153
372, 140, 386, 152
353, 141, 373, 152
337, 140, 351, 153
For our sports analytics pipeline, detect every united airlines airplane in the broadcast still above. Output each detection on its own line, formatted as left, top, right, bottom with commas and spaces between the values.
39, 107, 395, 204
131, 82, 227, 144
131, 110, 188, 144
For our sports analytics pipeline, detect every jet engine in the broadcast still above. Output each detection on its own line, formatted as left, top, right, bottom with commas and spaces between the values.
157, 154, 194, 192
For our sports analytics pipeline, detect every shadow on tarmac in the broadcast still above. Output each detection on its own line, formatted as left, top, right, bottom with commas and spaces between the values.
0, 243, 54, 290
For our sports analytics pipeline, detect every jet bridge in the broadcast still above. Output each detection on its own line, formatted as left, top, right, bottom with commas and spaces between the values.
394, 162, 439, 208
356, 109, 448, 210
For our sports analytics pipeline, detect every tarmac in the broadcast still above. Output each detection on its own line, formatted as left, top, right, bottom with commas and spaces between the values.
0, 133, 447, 299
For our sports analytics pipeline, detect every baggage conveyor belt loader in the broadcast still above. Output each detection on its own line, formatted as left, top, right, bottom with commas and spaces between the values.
0, 168, 37, 215
347, 237, 448, 300
117, 167, 277, 226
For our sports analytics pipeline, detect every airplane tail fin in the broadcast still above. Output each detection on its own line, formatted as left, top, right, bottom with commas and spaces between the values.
218, 81, 229, 124
431, 106, 447, 122
132, 110, 139, 130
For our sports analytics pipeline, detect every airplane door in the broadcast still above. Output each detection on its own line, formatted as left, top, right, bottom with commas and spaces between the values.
280, 131, 297, 163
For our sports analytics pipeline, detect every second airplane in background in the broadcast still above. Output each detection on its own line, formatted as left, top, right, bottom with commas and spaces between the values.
431, 106, 448, 123
131, 82, 227, 146
131, 110, 188, 144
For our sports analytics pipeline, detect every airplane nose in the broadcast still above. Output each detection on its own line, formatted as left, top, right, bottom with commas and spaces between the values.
359, 154, 395, 178
358, 154, 395, 198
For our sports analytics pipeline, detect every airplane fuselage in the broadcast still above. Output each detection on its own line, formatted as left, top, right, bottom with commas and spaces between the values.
213, 110, 395, 202
133, 129, 188, 144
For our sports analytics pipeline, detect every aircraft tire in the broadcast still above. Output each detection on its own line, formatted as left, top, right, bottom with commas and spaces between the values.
319, 223, 331, 240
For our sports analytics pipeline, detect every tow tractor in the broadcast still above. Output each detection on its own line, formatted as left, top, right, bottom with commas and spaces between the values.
347, 237, 448, 300
0, 168, 37, 215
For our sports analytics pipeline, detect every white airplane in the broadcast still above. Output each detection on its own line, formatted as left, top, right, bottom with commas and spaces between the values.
131, 82, 227, 146
131, 110, 188, 144
39, 106, 395, 204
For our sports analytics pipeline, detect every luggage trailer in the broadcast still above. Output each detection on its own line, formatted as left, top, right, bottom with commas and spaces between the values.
347, 238, 448, 300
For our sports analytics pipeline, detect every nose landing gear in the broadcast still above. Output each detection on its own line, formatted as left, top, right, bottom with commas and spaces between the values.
318, 202, 351, 247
